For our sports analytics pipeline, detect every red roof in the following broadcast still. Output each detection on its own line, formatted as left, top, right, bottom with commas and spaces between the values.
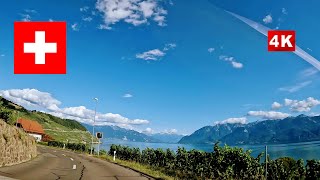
17, 119, 45, 135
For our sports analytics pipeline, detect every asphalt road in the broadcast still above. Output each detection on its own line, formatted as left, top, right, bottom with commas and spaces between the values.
0, 146, 153, 180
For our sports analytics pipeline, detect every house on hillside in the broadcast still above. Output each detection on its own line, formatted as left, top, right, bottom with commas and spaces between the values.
15, 119, 45, 142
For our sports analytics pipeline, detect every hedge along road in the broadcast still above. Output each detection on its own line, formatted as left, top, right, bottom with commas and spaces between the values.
0, 146, 153, 180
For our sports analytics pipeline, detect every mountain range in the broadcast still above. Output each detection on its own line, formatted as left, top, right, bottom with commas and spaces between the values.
179, 115, 320, 145
82, 123, 184, 143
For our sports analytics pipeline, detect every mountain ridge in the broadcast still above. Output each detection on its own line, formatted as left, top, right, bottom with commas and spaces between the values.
82, 123, 184, 143
179, 115, 320, 145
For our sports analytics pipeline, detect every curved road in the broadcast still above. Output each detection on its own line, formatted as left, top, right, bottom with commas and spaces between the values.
0, 146, 153, 180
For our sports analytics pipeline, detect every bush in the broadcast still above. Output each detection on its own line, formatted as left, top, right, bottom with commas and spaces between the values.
47, 141, 87, 152
306, 160, 320, 179
108, 143, 320, 179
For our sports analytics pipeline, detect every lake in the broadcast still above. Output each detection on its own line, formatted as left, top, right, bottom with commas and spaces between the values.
98, 139, 320, 161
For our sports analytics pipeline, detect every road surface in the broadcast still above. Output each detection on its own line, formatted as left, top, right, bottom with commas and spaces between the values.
0, 146, 153, 180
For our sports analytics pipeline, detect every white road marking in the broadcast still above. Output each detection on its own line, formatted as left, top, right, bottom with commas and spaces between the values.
62, 154, 66, 156
70, 158, 74, 161
72, 165, 76, 170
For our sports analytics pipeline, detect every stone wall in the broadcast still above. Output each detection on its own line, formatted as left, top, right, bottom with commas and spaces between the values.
0, 120, 37, 167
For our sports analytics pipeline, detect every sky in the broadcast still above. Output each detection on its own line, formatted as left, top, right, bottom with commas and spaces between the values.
0, 0, 320, 135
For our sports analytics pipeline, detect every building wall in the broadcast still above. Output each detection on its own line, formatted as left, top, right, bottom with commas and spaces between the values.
0, 120, 37, 167
28, 133, 42, 142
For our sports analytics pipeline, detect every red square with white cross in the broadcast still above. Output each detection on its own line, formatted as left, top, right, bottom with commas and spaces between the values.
268, 30, 296, 52
14, 22, 66, 74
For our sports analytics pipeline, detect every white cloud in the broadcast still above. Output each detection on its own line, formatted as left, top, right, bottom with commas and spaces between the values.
82, 17, 93, 22
80, 6, 90, 12
310, 112, 320, 117
163, 43, 176, 51
136, 43, 175, 61
271, 102, 282, 110
48, 19, 54, 22
231, 61, 243, 69
123, 93, 133, 98
284, 97, 320, 112
300, 68, 318, 78
95, 0, 168, 29
143, 127, 154, 134
279, 81, 312, 93
0, 89, 60, 111
0, 88, 149, 127
0, 54, 4, 57
71, 23, 79, 31
136, 49, 165, 61
219, 55, 244, 69
208, 48, 215, 53
247, 111, 290, 120
20, 9, 37, 22
20, 14, 31, 22
214, 117, 247, 125
263, 14, 273, 24
25, 9, 37, 14
282, 8, 288, 15
98, 24, 112, 30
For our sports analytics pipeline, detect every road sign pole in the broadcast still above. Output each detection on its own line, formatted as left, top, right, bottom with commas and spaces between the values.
90, 98, 98, 155
97, 139, 100, 157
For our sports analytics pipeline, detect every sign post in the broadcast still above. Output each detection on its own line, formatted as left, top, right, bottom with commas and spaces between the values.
96, 132, 103, 157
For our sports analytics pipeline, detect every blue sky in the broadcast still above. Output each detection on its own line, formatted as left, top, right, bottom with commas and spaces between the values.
0, 0, 320, 135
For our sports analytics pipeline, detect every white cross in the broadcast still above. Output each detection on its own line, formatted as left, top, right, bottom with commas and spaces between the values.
24, 31, 57, 64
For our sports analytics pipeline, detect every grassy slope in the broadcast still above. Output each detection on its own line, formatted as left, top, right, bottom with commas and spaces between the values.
96, 154, 174, 180
0, 97, 93, 143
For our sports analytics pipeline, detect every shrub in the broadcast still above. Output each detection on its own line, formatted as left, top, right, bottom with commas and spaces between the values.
107, 143, 320, 179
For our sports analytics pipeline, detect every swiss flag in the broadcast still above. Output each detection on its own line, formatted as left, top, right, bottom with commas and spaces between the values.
14, 22, 66, 74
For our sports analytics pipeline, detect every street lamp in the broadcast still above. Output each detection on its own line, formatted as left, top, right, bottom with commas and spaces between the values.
90, 98, 98, 155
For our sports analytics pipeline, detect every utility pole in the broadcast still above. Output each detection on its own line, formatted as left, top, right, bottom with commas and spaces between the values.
90, 98, 98, 155
265, 145, 268, 180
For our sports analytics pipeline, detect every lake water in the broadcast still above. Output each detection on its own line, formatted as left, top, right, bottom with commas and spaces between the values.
98, 139, 320, 161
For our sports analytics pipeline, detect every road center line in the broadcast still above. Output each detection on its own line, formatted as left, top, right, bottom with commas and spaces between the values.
72, 165, 76, 170
70, 158, 74, 161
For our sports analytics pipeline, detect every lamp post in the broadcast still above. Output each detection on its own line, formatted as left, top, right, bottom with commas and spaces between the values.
90, 98, 98, 155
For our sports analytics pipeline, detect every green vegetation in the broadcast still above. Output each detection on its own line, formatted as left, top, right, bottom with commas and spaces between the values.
108, 143, 320, 179
48, 141, 88, 152
100, 154, 174, 180
0, 96, 92, 143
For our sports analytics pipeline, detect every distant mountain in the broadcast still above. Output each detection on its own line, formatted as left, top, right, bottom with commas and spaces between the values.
148, 133, 184, 143
179, 115, 320, 145
82, 124, 184, 143
82, 124, 161, 143
179, 123, 243, 144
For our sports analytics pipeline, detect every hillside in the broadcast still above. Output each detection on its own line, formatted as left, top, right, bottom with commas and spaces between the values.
179, 115, 320, 145
0, 96, 92, 143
